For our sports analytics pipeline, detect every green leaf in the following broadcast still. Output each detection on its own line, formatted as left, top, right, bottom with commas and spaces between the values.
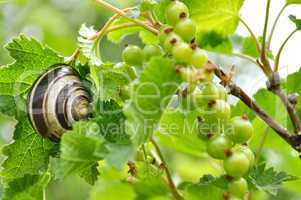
124, 57, 181, 145
241, 36, 260, 58
156, 108, 206, 156
139, 30, 159, 45
0, 95, 17, 116
247, 163, 298, 196
103, 143, 134, 170
1, 115, 57, 180
2, 173, 51, 200
289, 15, 301, 30
107, 18, 143, 43
197, 32, 233, 54
231, 100, 256, 120
179, 177, 224, 200
133, 162, 169, 199
94, 100, 129, 143
90, 180, 137, 200
0, 34, 63, 96
78, 24, 102, 66
98, 69, 130, 102
287, 0, 301, 4
59, 121, 103, 184
182, 0, 245, 37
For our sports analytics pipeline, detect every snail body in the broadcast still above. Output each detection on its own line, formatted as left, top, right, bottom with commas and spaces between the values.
28, 65, 90, 141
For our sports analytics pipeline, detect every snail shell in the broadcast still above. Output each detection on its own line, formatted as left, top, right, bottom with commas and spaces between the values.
28, 65, 90, 141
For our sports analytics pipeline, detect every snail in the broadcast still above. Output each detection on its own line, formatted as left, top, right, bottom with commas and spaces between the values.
28, 64, 91, 141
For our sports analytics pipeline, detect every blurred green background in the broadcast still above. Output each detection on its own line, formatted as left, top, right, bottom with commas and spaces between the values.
1, 0, 301, 200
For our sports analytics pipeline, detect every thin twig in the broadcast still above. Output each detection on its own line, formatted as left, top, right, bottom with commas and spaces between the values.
105, 23, 139, 33
150, 138, 183, 200
260, 0, 273, 76
272, 85, 301, 133
232, 53, 259, 66
239, 17, 261, 53
274, 29, 298, 71
95, 0, 159, 34
267, 3, 288, 49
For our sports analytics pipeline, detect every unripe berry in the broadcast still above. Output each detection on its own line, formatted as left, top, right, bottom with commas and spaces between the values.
174, 18, 196, 42
228, 177, 248, 198
224, 151, 250, 178
191, 48, 208, 68
207, 136, 232, 159
164, 33, 182, 53
143, 45, 163, 61
122, 45, 144, 66
172, 42, 193, 63
166, 1, 189, 25
228, 116, 253, 144
204, 100, 231, 122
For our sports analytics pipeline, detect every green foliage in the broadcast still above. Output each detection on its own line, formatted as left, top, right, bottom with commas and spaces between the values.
241, 36, 260, 58
287, 0, 301, 4
3, 173, 51, 200
247, 163, 298, 196
289, 15, 301, 30
124, 57, 181, 145
0, 35, 62, 96
182, 0, 245, 37
198, 32, 233, 54
1, 0, 301, 199
156, 108, 206, 156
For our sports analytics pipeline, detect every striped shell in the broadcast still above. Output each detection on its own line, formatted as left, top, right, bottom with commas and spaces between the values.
28, 65, 90, 141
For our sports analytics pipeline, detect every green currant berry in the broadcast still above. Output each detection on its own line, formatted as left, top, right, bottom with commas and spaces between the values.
174, 18, 196, 42
191, 48, 208, 68
204, 100, 231, 122
143, 44, 163, 61
120, 85, 130, 100
164, 33, 182, 53
166, 1, 189, 25
207, 136, 232, 159
238, 145, 255, 167
202, 82, 220, 101
180, 67, 196, 83
159, 26, 173, 44
228, 177, 248, 198
122, 45, 144, 66
172, 42, 193, 63
228, 116, 253, 144
113, 62, 137, 80
217, 85, 228, 101
224, 151, 250, 178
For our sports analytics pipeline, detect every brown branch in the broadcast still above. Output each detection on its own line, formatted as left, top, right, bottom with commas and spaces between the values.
266, 72, 301, 133
150, 138, 183, 200
206, 61, 301, 154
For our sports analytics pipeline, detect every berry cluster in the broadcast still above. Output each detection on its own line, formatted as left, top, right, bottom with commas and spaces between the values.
120, 1, 255, 199
197, 82, 255, 199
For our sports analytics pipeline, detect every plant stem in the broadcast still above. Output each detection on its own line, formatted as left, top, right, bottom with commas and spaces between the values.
232, 53, 259, 66
271, 84, 301, 133
95, 0, 159, 35
239, 17, 261, 53
150, 138, 183, 200
267, 3, 288, 49
260, 0, 273, 76
255, 127, 269, 163
274, 29, 298, 71
105, 22, 139, 33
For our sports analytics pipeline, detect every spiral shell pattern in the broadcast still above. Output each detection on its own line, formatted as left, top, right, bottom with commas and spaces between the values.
28, 65, 90, 141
